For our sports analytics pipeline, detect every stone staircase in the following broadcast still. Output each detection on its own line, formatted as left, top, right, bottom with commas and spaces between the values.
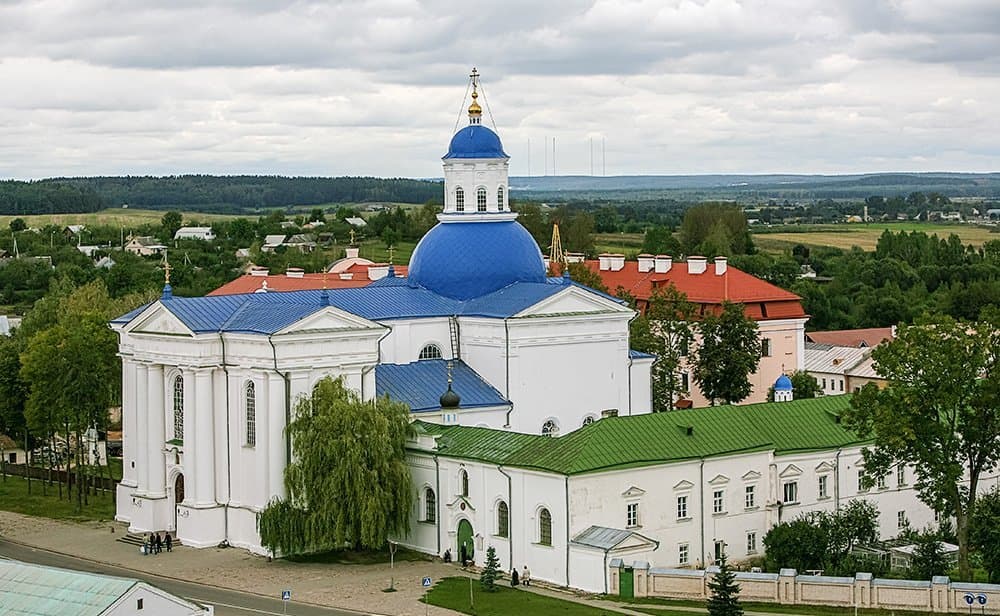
116, 532, 181, 549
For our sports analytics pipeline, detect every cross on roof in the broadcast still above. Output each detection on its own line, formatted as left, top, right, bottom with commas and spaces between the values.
161, 251, 172, 284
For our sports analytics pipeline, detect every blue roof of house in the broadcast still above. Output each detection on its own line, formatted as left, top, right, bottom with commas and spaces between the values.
443, 125, 508, 159
629, 349, 656, 360
376, 359, 508, 412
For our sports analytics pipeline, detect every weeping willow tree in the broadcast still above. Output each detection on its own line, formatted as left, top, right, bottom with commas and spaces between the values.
257, 376, 413, 556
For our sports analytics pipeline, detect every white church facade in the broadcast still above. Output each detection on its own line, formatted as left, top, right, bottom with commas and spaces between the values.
111, 71, 988, 591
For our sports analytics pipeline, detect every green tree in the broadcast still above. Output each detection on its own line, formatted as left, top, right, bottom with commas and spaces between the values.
480, 545, 500, 592
161, 211, 183, 239
631, 284, 695, 411
971, 488, 1000, 582
680, 203, 752, 256
512, 202, 547, 248
763, 519, 827, 572
257, 377, 413, 556
693, 302, 760, 405
707, 551, 743, 616
907, 529, 948, 580
0, 337, 28, 438
308, 208, 326, 224
642, 226, 681, 256
564, 262, 608, 292
791, 371, 821, 399
9, 218, 26, 233
843, 317, 1000, 580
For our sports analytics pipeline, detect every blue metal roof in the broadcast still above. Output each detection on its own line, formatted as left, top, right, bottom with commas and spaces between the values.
629, 349, 656, 360
376, 359, 508, 412
408, 220, 547, 300
444, 125, 508, 159
774, 374, 794, 391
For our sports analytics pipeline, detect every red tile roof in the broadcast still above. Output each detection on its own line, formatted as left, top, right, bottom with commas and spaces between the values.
209, 263, 408, 296
806, 327, 894, 348
584, 259, 806, 321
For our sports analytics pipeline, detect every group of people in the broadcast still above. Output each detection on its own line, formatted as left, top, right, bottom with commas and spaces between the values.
509, 565, 530, 587
142, 532, 172, 555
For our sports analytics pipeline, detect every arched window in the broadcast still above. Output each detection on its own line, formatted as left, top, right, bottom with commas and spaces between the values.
172, 375, 184, 440
455, 187, 464, 212
424, 488, 436, 523
582, 415, 596, 427
542, 420, 559, 437
245, 381, 256, 447
477, 187, 487, 212
539, 508, 552, 545
497, 501, 509, 538
419, 344, 442, 360
460, 469, 469, 497
497, 186, 505, 210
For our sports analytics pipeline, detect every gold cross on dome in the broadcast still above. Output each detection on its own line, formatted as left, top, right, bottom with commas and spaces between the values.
162, 251, 172, 284
349, 229, 356, 245
387, 245, 395, 264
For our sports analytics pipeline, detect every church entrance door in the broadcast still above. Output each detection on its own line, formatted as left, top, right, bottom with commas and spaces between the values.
457, 519, 474, 564
173, 474, 185, 530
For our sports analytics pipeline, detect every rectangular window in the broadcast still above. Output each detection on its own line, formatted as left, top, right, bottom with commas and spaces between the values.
822, 378, 827, 389
746, 532, 757, 554
678, 543, 689, 565
818, 475, 829, 499
627, 502, 639, 528
897, 465, 906, 486
858, 470, 868, 492
897, 511, 907, 529
839, 379, 844, 391
783, 481, 798, 504
761, 338, 772, 357
677, 495, 688, 519
680, 371, 689, 392
745, 485, 756, 509
714, 540, 725, 561
137, 598, 144, 610
934, 510, 941, 523
713, 489, 725, 514
877, 473, 888, 489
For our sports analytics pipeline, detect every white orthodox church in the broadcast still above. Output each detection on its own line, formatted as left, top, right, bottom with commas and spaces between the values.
113, 72, 967, 592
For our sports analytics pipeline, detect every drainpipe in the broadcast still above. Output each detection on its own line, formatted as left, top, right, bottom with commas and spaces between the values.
504, 317, 513, 428
699, 457, 706, 567
434, 455, 442, 557
603, 548, 611, 594
565, 476, 571, 587
364, 325, 392, 402
217, 332, 231, 543
626, 309, 639, 415
498, 465, 513, 570
835, 448, 842, 511
267, 336, 291, 474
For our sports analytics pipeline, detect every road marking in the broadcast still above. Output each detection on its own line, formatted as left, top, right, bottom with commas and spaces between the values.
186, 597, 288, 615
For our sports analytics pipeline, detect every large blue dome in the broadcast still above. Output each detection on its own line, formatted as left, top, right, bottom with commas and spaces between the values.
444, 125, 508, 159
408, 221, 545, 300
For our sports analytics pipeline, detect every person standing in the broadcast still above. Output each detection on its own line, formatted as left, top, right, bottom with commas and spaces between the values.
510, 568, 519, 587
459, 543, 468, 568
165, 532, 173, 552
142, 534, 150, 556
154, 533, 162, 555
522, 565, 531, 586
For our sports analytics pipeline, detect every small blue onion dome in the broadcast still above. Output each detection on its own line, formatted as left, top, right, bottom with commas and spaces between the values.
774, 374, 793, 391
444, 125, 508, 159
408, 220, 546, 300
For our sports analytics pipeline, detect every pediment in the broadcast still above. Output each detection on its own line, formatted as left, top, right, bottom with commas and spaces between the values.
708, 474, 730, 486
129, 304, 194, 336
613, 534, 658, 552
779, 464, 803, 478
446, 495, 475, 512
275, 306, 382, 335
815, 461, 836, 473
516, 286, 631, 318
673, 479, 694, 491
742, 470, 762, 481
622, 485, 646, 498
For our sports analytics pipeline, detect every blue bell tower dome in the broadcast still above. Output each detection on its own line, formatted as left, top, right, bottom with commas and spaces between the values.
408, 68, 545, 301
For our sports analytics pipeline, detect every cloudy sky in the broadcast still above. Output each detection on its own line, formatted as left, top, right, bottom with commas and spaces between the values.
2, 0, 999, 179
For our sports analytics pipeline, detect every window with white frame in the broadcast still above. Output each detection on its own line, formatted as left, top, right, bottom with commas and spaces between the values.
745, 485, 756, 509
897, 465, 906, 486
418, 344, 442, 360
424, 488, 436, 523
676, 495, 688, 519
539, 508, 552, 545
626, 502, 639, 528
897, 510, 908, 529
680, 371, 689, 392
746, 532, 757, 554
455, 187, 464, 211
245, 381, 256, 447
877, 473, 888, 489
459, 469, 469, 497
497, 501, 509, 537
497, 186, 505, 210
839, 379, 844, 391
761, 338, 772, 357
172, 375, 184, 440
713, 489, 725, 514
818, 475, 829, 499
822, 378, 827, 389
678, 543, 689, 565
477, 187, 487, 212
858, 469, 868, 492
782, 481, 798, 504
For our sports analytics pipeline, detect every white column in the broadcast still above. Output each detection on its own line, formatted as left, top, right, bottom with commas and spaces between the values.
147, 364, 166, 498
120, 358, 137, 487
213, 369, 229, 504
181, 370, 195, 501
255, 374, 270, 506
134, 363, 149, 494
194, 369, 216, 506
267, 372, 286, 501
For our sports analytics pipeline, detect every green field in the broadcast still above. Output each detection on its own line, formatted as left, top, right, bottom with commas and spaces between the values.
0, 208, 239, 229
753, 222, 997, 253
0, 475, 116, 522
425, 577, 617, 615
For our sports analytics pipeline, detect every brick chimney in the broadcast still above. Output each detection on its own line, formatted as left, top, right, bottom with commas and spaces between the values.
688, 256, 707, 274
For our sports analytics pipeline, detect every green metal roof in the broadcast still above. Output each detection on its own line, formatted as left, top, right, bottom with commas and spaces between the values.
415, 395, 863, 476
0, 560, 137, 615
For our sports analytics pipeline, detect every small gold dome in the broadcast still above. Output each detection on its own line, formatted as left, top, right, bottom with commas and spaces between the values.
468, 90, 482, 115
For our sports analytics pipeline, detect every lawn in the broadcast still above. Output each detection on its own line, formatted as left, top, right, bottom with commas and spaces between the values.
614, 595, 933, 616
0, 475, 116, 522
0, 208, 239, 229
753, 222, 997, 253
286, 544, 430, 565
425, 576, 619, 615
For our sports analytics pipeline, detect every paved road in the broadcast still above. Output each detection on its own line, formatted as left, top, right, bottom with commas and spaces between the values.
0, 538, 372, 616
